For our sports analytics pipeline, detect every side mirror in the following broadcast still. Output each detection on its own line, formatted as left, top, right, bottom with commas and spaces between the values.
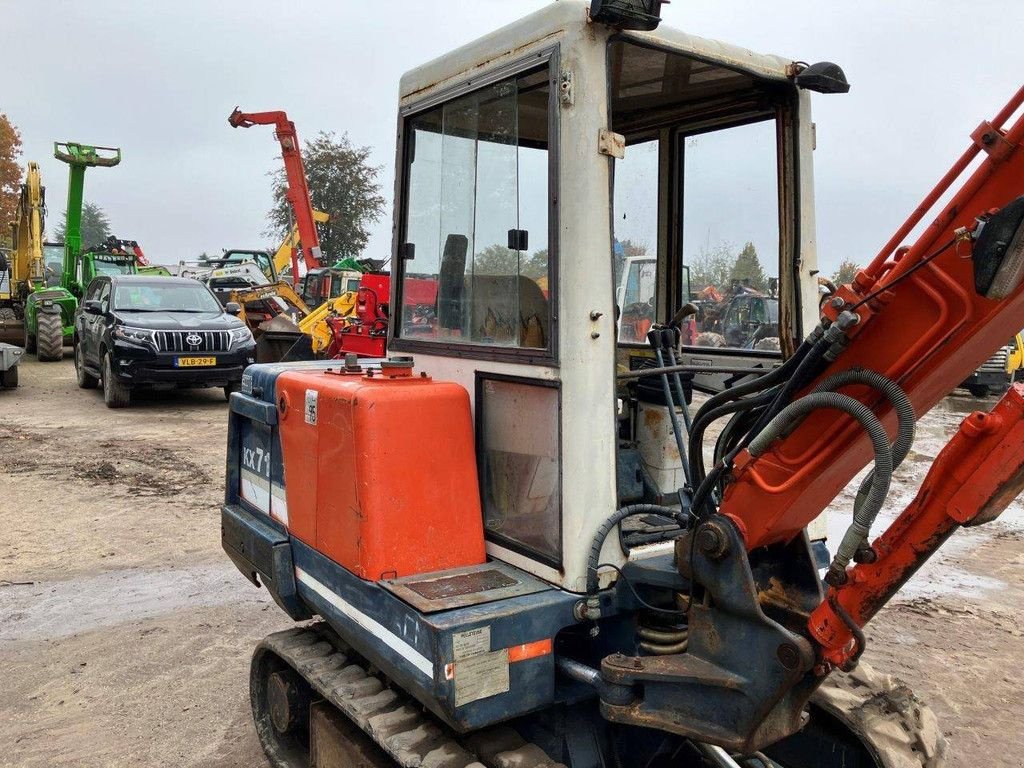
225, 301, 242, 316
83, 299, 103, 315
794, 62, 851, 94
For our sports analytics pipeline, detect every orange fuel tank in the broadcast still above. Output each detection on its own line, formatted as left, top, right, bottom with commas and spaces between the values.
276, 358, 485, 580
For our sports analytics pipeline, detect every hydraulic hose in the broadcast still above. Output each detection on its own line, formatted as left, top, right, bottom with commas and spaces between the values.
586, 504, 689, 595
688, 387, 778, 486
747, 392, 893, 586
813, 368, 915, 522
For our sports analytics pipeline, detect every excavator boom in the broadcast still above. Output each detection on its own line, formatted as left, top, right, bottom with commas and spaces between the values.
228, 107, 323, 280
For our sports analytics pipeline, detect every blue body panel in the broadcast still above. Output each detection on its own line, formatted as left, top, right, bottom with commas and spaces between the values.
222, 361, 583, 732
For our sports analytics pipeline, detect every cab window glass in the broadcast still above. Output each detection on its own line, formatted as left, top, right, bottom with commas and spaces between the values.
399, 65, 551, 350
682, 121, 780, 351
614, 140, 659, 344
478, 377, 561, 565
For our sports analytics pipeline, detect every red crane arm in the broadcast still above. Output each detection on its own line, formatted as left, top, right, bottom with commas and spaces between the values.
719, 86, 1024, 551
228, 107, 323, 279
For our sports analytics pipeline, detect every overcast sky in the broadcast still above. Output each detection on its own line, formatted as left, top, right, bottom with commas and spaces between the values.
5, 0, 1022, 275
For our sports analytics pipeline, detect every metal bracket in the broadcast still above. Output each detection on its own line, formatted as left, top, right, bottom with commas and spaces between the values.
598, 129, 625, 159
972, 120, 1016, 163
599, 516, 820, 754
559, 70, 574, 107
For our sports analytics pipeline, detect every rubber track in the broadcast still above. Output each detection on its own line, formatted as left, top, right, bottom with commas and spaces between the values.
811, 662, 947, 768
36, 312, 63, 361
260, 624, 566, 768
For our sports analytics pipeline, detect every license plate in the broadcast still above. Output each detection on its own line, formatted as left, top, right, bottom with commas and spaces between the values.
175, 356, 217, 367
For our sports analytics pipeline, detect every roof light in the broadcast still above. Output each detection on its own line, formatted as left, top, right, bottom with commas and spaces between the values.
590, 0, 665, 31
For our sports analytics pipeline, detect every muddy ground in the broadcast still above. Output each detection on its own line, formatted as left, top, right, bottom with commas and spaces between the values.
1, 357, 1021, 767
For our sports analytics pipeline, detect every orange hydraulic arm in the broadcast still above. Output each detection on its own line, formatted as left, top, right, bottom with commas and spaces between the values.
719, 86, 1024, 551
703, 86, 1024, 673
228, 107, 323, 280
809, 384, 1024, 669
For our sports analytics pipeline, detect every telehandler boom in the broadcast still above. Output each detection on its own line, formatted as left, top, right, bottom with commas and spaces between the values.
222, 4, 1023, 767
23, 142, 135, 361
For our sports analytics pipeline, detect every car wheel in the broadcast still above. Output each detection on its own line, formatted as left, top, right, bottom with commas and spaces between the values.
224, 382, 239, 402
102, 352, 131, 408
968, 384, 990, 398
75, 342, 98, 389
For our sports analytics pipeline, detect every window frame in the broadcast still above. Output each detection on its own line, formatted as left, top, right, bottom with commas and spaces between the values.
606, 36, 801, 359
474, 371, 563, 570
389, 46, 561, 367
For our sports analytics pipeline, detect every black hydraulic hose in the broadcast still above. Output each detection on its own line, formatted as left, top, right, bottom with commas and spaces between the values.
747, 392, 893, 585
688, 328, 821, 444
586, 504, 689, 595
688, 388, 778, 487
812, 368, 915, 521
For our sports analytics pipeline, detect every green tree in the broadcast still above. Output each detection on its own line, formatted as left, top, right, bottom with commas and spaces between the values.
0, 114, 23, 246
729, 241, 767, 292
831, 258, 862, 285
55, 201, 112, 248
471, 244, 548, 279
266, 131, 386, 263
689, 243, 734, 295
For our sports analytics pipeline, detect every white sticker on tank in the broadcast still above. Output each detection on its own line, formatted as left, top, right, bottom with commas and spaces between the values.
452, 626, 490, 660
304, 389, 318, 425
453, 649, 509, 706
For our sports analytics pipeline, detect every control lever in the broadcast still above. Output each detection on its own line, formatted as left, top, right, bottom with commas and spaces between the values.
647, 327, 693, 490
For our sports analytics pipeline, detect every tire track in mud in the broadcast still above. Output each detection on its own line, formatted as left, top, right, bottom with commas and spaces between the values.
1, 425, 211, 497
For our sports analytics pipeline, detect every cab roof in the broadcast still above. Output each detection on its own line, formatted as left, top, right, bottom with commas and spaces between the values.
399, 1, 795, 104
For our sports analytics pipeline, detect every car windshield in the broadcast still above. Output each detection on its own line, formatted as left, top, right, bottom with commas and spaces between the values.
94, 258, 136, 276
114, 283, 221, 312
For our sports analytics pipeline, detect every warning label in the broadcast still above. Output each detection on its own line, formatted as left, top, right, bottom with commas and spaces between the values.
452, 627, 490, 660
304, 389, 318, 425
453, 649, 510, 706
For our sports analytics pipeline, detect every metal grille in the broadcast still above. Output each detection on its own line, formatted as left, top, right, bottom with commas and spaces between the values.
154, 330, 230, 353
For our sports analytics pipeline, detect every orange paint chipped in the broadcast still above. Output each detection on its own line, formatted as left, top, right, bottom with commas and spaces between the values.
508, 639, 553, 663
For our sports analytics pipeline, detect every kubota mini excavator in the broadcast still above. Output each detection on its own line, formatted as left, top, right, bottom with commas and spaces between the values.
222, 4, 1024, 766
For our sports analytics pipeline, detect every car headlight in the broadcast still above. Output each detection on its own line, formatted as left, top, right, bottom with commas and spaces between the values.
113, 326, 156, 346
229, 326, 254, 347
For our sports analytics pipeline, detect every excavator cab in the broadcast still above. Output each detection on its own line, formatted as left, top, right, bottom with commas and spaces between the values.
223, 3, 1024, 767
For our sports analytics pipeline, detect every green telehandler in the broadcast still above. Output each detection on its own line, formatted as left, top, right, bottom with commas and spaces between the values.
23, 142, 136, 360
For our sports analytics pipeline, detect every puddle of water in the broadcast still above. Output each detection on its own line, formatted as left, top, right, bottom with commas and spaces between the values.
0, 563, 269, 643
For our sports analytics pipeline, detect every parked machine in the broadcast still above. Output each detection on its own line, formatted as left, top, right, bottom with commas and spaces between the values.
20, 142, 133, 361
0, 161, 48, 374
959, 332, 1024, 396
227, 107, 389, 360
222, 5, 1024, 766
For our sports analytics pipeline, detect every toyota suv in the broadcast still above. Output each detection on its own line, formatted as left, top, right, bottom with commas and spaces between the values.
73, 275, 256, 408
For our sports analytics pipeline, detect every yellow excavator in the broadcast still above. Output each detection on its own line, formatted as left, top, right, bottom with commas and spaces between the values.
273, 210, 331, 284
1, 163, 48, 349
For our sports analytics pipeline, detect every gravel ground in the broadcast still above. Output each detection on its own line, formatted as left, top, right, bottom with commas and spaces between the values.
0, 356, 1021, 766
